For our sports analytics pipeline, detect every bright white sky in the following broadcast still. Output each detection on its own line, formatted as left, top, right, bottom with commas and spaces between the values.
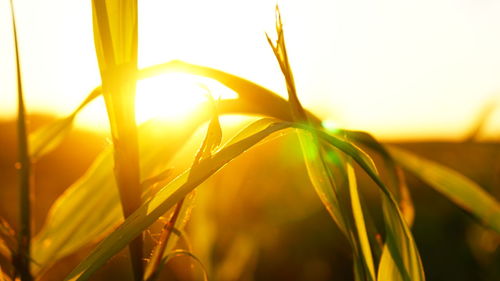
1, 0, 500, 140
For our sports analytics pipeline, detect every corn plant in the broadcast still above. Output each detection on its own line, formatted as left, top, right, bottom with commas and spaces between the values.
1, 1, 499, 281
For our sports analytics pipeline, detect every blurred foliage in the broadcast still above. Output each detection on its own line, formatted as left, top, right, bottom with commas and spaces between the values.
1, 116, 498, 280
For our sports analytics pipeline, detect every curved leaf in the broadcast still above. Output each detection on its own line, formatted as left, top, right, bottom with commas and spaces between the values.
344, 131, 415, 226
28, 87, 100, 160
347, 162, 376, 280
31, 120, 198, 274
308, 127, 425, 281
295, 129, 348, 234
145, 99, 222, 280
64, 120, 291, 280
388, 146, 500, 233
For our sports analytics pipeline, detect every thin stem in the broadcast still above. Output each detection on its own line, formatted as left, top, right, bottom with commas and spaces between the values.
144, 199, 185, 281
10, 0, 32, 280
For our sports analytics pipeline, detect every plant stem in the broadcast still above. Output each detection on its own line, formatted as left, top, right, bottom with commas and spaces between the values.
110, 110, 144, 281
102, 67, 144, 281
144, 199, 185, 281
10, 0, 32, 280
91, 1, 144, 278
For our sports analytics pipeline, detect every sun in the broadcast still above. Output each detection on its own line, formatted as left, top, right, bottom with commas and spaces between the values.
135, 73, 209, 124
74, 72, 238, 132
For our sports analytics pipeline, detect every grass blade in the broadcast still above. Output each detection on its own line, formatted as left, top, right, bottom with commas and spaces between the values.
347, 162, 376, 280
9, 1, 32, 280
145, 96, 221, 280
63, 120, 291, 280
344, 131, 415, 226
28, 87, 100, 160
301, 126, 424, 281
377, 195, 423, 281
267, 10, 382, 279
388, 146, 500, 233
31, 120, 197, 275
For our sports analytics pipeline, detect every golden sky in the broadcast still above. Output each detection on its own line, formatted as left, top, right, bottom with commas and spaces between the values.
1, 0, 499, 140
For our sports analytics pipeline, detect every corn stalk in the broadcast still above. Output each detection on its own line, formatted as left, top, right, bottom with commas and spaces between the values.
91, 1, 143, 280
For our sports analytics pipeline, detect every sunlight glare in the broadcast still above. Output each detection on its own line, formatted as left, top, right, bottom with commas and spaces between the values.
136, 73, 208, 124
74, 73, 239, 133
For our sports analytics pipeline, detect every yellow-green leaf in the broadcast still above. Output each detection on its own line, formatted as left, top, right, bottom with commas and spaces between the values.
28, 87, 100, 160
377, 195, 425, 281
295, 129, 347, 234
388, 146, 500, 233
31, 120, 198, 274
347, 162, 376, 280
64, 120, 291, 280
309, 127, 425, 281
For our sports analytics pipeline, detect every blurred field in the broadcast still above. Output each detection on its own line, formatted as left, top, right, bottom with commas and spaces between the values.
0, 115, 499, 281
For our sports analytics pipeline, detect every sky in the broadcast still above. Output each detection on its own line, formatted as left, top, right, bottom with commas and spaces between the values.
1, 0, 500, 140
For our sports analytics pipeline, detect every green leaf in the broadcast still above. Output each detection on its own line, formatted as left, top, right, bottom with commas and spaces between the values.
307, 127, 425, 281
28, 88, 100, 160
145, 100, 222, 281
138, 60, 311, 124
29, 117, 74, 160
10, 0, 32, 279
266, 6, 306, 121
64, 120, 291, 280
347, 162, 376, 280
192, 95, 223, 165
31, 120, 197, 275
344, 131, 415, 226
296, 127, 378, 281
388, 146, 500, 233
377, 195, 424, 281
294, 129, 347, 234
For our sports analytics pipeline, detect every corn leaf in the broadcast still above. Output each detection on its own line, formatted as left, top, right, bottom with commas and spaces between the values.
388, 146, 500, 233
64, 120, 292, 280
23, 57, 309, 163
139, 60, 310, 124
347, 162, 376, 280
28, 88, 100, 160
295, 130, 348, 234
32, 108, 276, 274
31, 120, 198, 275
309, 127, 425, 281
145, 97, 222, 281
344, 131, 415, 226
377, 194, 424, 281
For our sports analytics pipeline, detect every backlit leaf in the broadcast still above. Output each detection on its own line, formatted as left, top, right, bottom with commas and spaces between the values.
388, 146, 500, 233
145, 100, 221, 280
28, 88, 100, 160
344, 130, 415, 226
347, 162, 376, 280
64, 120, 291, 280
295, 129, 347, 234
31, 120, 198, 275
377, 195, 424, 281
309, 127, 425, 281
